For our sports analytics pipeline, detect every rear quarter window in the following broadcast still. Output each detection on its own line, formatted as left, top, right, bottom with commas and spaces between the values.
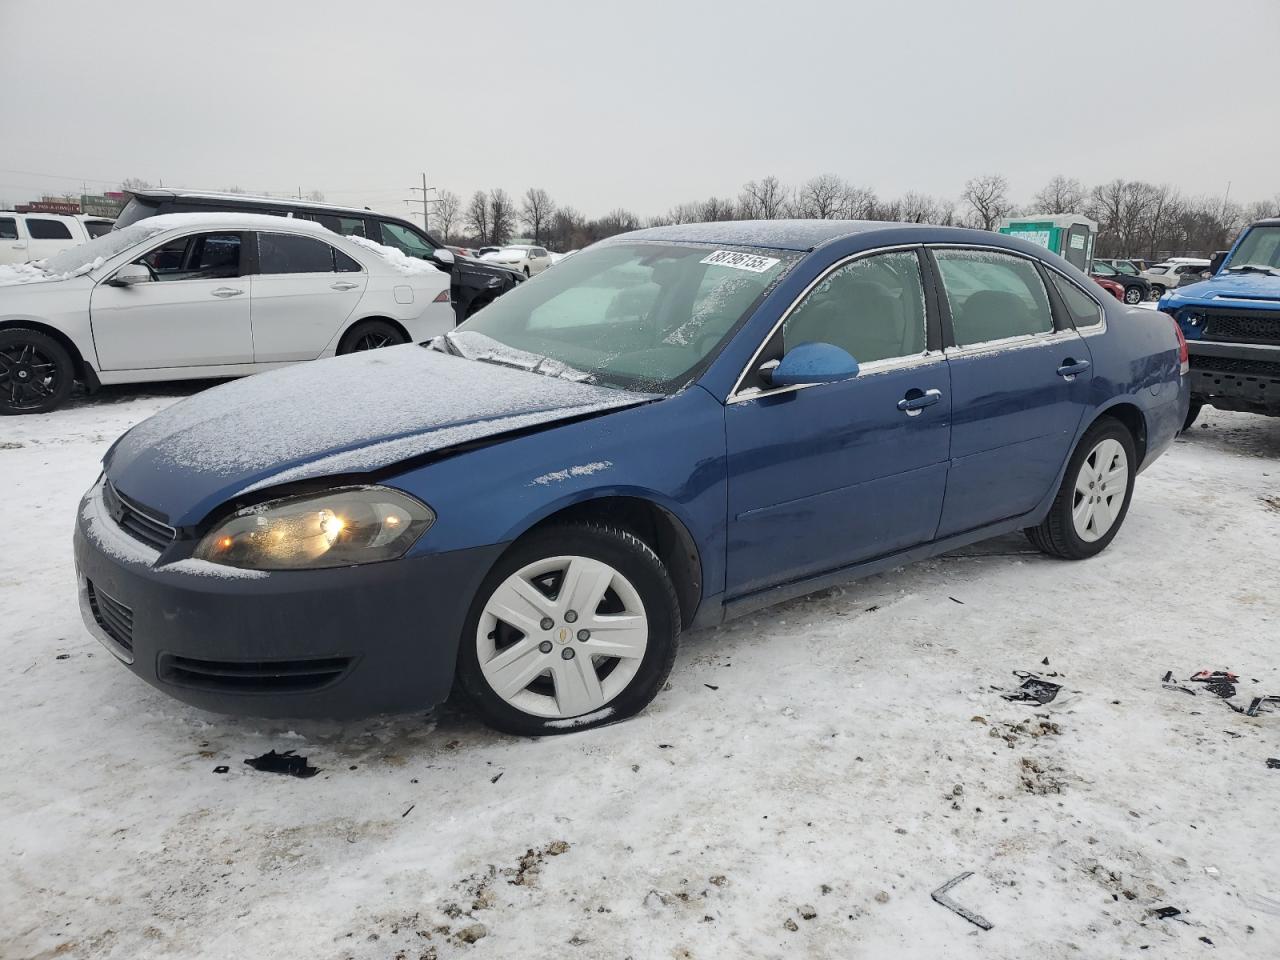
27, 218, 74, 240
1049, 272, 1103, 328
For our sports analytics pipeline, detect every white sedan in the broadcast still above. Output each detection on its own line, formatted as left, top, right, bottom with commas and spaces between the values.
480, 244, 554, 276
0, 213, 457, 414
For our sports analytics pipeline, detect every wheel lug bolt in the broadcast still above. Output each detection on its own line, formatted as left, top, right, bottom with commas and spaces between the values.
561, 647, 575, 660
564, 610, 578, 623
539, 640, 553, 654
577, 629, 590, 641
540, 617, 554, 631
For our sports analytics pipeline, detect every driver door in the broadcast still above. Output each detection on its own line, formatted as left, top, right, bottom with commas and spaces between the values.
724, 249, 951, 597
90, 231, 254, 370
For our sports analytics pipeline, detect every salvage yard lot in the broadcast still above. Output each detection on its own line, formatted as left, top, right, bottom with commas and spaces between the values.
2, 388, 1278, 959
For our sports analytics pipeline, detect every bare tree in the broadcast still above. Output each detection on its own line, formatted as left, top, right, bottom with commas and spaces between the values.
488, 189, 516, 245
738, 176, 789, 219
306, 189, 325, 202
962, 174, 1013, 231
521, 187, 556, 242
899, 192, 942, 224
795, 174, 848, 218
664, 201, 702, 225
434, 189, 461, 243
1244, 195, 1280, 222
1031, 175, 1086, 214
1140, 184, 1181, 261
466, 190, 490, 244
120, 177, 152, 192
697, 196, 738, 221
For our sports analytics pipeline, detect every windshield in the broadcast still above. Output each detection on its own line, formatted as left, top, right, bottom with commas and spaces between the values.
40, 222, 169, 276
1227, 226, 1280, 271
448, 241, 797, 392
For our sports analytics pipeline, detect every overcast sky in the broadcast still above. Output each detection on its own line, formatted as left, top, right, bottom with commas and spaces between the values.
3, 0, 1277, 223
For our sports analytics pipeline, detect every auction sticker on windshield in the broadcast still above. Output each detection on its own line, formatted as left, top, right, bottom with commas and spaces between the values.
700, 250, 781, 273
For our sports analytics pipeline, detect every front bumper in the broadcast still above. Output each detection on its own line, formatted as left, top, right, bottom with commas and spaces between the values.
1187, 341, 1280, 413
73, 480, 505, 718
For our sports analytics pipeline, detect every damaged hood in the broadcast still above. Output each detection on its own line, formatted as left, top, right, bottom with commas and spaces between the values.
105, 345, 655, 525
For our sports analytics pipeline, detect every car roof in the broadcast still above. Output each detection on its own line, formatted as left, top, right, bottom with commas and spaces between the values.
128, 187, 375, 219
613, 219, 1033, 254
128, 211, 349, 237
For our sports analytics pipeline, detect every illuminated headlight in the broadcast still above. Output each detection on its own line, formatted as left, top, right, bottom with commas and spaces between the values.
195, 486, 434, 571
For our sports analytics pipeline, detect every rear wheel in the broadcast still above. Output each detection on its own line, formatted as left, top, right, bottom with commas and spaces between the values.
455, 523, 680, 736
0, 328, 74, 415
1026, 419, 1137, 560
336, 319, 408, 354
1123, 285, 1143, 305
1150, 284, 1166, 299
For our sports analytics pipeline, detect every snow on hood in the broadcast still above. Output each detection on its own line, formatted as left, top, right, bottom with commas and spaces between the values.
1170, 270, 1280, 304
344, 234, 446, 277
0, 256, 105, 287
104, 345, 655, 524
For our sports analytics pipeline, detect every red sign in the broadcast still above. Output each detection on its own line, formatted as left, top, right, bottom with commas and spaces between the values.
16, 200, 81, 215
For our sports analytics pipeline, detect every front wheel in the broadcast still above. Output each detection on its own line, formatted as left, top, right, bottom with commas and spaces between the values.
455, 523, 680, 735
1026, 419, 1137, 560
0, 328, 74, 415
1150, 284, 1166, 299
1124, 285, 1143, 305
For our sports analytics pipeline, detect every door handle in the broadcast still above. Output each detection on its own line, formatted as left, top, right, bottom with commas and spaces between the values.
1056, 359, 1091, 379
897, 388, 943, 416
331, 281, 360, 291
211, 287, 244, 298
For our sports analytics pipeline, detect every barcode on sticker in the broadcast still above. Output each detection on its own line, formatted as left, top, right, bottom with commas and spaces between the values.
700, 250, 781, 273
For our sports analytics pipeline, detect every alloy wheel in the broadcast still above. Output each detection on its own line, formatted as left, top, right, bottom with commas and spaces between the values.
353, 332, 393, 351
1124, 286, 1142, 305
477, 555, 649, 719
1071, 437, 1129, 543
0, 341, 61, 410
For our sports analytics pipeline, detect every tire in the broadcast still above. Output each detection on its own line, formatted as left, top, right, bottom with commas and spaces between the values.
1183, 399, 1203, 431
522, 266, 531, 277
336, 319, 408, 355
1150, 284, 1166, 299
0, 327, 74, 415
1025, 418, 1137, 561
455, 522, 681, 736
1123, 285, 1143, 305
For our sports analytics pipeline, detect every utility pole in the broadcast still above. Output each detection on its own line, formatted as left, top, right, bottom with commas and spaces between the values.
407, 173, 437, 233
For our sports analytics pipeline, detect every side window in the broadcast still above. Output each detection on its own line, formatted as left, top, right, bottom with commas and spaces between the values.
782, 251, 927, 364
337, 216, 367, 238
258, 233, 335, 274
1049, 272, 1103, 328
140, 233, 242, 280
1092, 261, 1116, 276
27, 218, 74, 240
531, 247, 547, 258
84, 220, 114, 238
379, 221, 435, 258
0, 217, 17, 240
334, 248, 363, 273
934, 249, 1054, 346
1114, 261, 1139, 276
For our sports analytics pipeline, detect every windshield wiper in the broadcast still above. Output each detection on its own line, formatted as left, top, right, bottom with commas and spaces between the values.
1225, 264, 1280, 276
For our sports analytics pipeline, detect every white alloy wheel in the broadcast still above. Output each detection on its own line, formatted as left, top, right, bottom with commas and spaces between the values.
1071, 437, 1129, 542
476, 555, 649, 719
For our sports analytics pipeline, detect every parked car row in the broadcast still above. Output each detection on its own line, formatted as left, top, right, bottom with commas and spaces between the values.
0, 212, 116, 265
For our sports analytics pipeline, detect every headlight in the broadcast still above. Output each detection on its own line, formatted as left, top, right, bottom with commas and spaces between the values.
195, 486, 434, 571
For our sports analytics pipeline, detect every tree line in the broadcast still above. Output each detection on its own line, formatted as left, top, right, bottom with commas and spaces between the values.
441, 175, 1280, 261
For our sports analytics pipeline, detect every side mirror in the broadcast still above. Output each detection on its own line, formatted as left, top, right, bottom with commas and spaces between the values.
763, 342, 860, 387
107, 263, 152, 287
1208, 250, 1227, 275
432, 248, 456, 268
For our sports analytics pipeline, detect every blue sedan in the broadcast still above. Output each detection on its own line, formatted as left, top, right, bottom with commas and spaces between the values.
74, 221, 1190, 734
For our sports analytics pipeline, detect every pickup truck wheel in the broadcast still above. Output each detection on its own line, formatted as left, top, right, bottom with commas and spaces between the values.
1183, 399, 1203, 431
1026, 419, 1136, 560
456, 522, 680, 736
0, 328, 74, 415
1123, 286, 1143, 305
336, 319, 407, 354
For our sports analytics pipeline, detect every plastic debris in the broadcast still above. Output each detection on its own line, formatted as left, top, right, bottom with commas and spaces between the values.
243, 749, 319, 779
1001, 672, 1061, 705
931, 871, 992, 930
212, 765, 229, 774
1266, 759, 1280, 770
1150, 906, 1184, 920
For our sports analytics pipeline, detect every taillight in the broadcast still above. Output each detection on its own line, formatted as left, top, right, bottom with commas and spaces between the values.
1170, 316, 1189, 375
432, 289, 451, 303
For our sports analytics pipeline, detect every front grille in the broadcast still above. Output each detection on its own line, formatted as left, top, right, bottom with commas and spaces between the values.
1193, 355, 1280, 379
86, 580, 134, 653
1202, 310, 1280, 345
157, 654, 354, 693
103, 481, 176, 550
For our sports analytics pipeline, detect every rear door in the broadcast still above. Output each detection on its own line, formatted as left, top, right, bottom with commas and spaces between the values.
931, 247, 1093, 537
90, 231, 254, 370
248, 232, 368, 361
24, 217, 79, 260
0, 215, 24, 265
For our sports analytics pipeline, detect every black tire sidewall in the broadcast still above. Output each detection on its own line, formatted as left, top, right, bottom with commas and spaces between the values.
0, 328, 74, 415
1124, 286, 1142, 304
455, 525, 679, 736
337, 319, 407, 354
1054, 419, 1138, 558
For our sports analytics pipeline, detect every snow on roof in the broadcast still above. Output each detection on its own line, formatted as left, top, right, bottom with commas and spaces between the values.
126, 211, 342, 235
616, 219, 929, 252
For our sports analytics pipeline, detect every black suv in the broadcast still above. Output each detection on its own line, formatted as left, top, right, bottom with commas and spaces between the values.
115, 189, 523, 322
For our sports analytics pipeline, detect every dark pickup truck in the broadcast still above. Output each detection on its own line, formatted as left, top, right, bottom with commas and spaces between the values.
115, 189, 523, 323
1159, 217, 1280, 428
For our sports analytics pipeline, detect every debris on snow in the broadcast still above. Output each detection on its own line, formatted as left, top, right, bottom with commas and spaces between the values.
930, 871, 992, 930
1001, 672, 1062, 705
243, 749, 319, 779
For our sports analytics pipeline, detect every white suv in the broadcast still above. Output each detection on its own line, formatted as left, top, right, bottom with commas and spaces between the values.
0, 213, 115, 265
480, 245, 554, 276
1143, 258, 1211, 297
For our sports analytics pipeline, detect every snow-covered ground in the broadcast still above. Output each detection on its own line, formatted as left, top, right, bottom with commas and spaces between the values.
2, 385, 1279, 960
